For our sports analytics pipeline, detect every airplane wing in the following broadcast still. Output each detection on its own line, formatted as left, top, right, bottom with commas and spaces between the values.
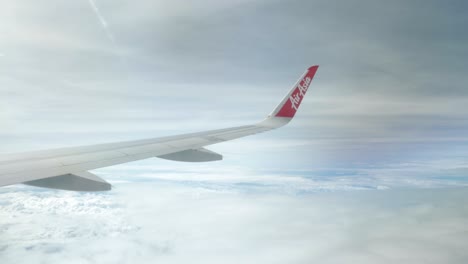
0, 65, 319, 191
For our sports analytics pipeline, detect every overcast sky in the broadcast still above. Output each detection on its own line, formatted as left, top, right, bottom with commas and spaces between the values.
1, 0, 468, 263
1, 0, 468, 167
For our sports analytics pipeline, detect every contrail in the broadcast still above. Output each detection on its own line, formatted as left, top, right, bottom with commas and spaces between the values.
87, 0, 115, 44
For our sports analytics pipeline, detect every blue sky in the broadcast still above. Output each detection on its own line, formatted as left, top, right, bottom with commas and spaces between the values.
1, 0, 468, 263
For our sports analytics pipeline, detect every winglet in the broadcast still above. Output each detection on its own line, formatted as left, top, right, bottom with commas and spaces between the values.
269, 65, 318, 118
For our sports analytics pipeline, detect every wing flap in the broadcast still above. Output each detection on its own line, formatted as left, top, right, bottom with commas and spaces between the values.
157, 148, 222, 162
24, 171, 111, 192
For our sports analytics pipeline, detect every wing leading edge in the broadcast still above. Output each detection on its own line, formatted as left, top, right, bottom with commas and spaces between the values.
0, 65, 319, 191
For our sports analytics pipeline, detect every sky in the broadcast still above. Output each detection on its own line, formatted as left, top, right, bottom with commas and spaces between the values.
1, 0, 468, 263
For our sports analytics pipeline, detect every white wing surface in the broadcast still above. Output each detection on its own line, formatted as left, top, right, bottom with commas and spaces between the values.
0, 66, 319, 191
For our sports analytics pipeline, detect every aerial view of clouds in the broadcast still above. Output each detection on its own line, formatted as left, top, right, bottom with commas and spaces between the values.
1, 0, 468, 263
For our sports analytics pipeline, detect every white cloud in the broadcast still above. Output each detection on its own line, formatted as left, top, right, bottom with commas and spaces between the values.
1, 183, 468, 264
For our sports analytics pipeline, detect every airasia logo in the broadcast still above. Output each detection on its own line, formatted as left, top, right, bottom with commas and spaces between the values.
289, 76, 311, 110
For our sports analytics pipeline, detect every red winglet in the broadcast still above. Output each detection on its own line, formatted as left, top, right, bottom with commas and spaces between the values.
274, 65, 318, 118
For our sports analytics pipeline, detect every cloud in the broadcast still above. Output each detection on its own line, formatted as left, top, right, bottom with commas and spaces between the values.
91, 158, 468, 192
1, 183, 468, 264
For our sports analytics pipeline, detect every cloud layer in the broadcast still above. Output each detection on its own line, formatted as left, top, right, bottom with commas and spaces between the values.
2, 182, 468, 264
